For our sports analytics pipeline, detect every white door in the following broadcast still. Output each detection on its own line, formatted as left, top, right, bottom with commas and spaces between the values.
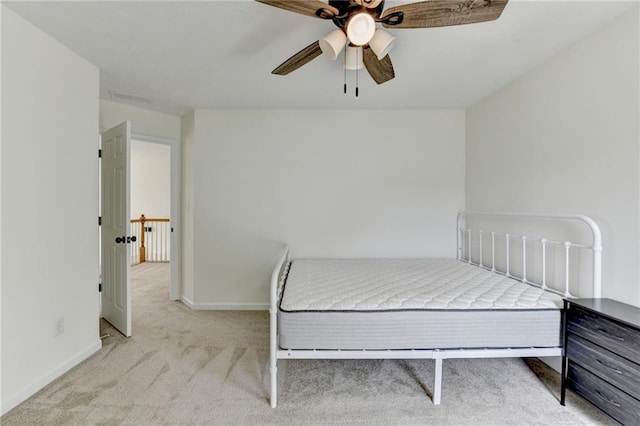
101, 121, 132, 337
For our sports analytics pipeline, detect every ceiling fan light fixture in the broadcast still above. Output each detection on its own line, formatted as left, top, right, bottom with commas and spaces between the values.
369, 29, 396, 60
319, 29, 347, 60
346, 13, 376, 46
345, 45, 364, 70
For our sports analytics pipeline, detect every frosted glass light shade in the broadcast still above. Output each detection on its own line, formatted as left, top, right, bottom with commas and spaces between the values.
369, 29, 396, 60
319, 30, 346, 60
345, 46, 364, 70
346, 13, 375, 46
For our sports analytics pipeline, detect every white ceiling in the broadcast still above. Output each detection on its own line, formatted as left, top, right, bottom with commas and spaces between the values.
4, 0, 636, 115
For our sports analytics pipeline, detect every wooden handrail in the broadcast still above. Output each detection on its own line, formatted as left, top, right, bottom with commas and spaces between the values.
131, 217, 170, 223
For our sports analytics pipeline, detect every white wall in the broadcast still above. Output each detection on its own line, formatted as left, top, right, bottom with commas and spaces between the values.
185, 109, 465, 307
1, 6, 101, 414
130, 140, 171, 219
466, 9, 640, 306
100, 99, 181, 141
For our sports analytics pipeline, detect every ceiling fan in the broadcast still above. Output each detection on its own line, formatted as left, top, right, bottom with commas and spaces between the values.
256, 0, 509, 93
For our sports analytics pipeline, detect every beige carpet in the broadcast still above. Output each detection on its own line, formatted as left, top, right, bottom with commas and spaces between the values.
2, 262, 614, 425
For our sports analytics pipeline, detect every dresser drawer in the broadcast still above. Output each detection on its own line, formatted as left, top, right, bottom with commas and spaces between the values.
567, 334, 640, 400
568, 362, 640, 425
567, 307, 640, 364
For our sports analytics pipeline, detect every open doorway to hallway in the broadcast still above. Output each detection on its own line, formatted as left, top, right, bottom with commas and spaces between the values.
129, 140, 171, 299
99, 127, 181, 339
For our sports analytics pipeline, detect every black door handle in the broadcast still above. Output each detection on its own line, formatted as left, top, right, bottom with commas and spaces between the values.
116, 235, 137, 244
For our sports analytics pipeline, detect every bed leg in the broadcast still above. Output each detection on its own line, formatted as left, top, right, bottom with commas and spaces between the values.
270, 363, 277, 408
270, 306, 278, 408
433, 358, 443, 405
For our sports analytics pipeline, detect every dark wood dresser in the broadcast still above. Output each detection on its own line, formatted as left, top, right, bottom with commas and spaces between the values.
561, 298, 640, 425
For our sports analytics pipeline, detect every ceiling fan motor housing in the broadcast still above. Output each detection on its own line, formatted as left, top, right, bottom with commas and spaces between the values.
329, 0, 385, 29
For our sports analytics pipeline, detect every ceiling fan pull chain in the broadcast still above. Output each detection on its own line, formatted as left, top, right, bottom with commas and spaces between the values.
355, 49, 359, 97
344, 41, 348, 94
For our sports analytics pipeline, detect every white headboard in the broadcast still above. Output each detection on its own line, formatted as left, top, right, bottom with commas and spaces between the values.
457, 212, 602, 299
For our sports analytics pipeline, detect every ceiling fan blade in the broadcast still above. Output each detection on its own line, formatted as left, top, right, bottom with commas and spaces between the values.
256, 0, 339, 19
380, 0, 508, 29
363, 47, 395, 84
272, 41, 323, 75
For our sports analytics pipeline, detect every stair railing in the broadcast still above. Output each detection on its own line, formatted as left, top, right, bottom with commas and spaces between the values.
130, 214, 171, 265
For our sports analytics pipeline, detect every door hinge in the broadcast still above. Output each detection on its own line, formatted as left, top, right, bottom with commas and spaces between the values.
98, 149, 102, 158
98, 216, 102, 226
99, 283, 102, 292
171, 227, 174, 232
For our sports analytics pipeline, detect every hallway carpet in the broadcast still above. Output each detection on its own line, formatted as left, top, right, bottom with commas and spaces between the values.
2, 263, 614, 425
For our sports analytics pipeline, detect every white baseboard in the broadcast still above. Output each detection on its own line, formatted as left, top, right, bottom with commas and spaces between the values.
180, 296, 196, 309
1, 339, 102, 416
180, 297, 267, 311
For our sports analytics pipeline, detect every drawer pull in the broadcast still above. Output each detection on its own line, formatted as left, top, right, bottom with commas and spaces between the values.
596, 328, 626, 341
595, 390, 622, 408
594, 358, 623, 374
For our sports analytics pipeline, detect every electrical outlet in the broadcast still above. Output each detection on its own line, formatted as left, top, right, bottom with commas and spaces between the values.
53, 317, 64, 337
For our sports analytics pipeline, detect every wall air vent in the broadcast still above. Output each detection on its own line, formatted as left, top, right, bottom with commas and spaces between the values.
109, 90, 152, 104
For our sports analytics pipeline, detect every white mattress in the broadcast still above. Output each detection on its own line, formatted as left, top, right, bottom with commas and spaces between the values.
278, 259, 563, 350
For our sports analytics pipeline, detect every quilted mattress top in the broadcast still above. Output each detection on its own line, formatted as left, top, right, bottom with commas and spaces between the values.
280, 259, 563, 312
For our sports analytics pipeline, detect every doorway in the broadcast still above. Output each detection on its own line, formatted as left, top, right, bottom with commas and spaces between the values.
131, 133, 181, 302
130, 139, 172, 297
100, 126, 181, 338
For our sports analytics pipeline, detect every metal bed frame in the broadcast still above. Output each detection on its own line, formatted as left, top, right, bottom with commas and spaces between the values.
268, 212, 603, 407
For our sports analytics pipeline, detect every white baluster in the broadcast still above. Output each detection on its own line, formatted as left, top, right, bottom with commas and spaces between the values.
154, 223, 158, 261
162, 222, 166, 262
